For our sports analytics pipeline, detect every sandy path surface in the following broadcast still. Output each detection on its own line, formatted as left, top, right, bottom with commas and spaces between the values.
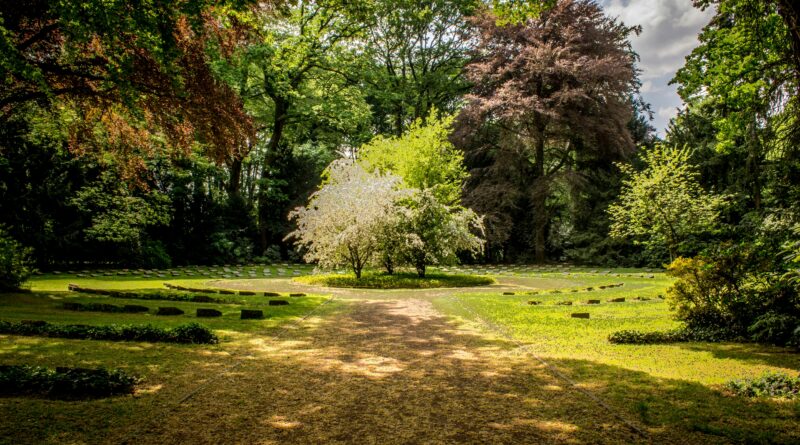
116, 297, 642, 444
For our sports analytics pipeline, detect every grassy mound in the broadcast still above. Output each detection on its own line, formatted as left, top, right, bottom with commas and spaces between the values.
295, 272, 495, 289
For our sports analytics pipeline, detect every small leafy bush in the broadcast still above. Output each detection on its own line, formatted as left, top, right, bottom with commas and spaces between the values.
0, 227, 34, 291
725, 372, 800, 399
0, 320, 218, 344
0, 365, 139, 399
748, 312, 800, 345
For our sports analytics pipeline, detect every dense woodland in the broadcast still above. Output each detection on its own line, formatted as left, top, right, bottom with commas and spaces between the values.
1, 0, 799, 279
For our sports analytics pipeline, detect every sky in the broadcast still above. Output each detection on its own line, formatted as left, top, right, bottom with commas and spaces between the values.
599, 0, 715, 136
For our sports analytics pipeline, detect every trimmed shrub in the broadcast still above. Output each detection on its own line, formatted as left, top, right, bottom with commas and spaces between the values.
69, 285, 225, 304
62, 302, 125, 313
608, 329, 690, 344
122, 305, 149, 313
0, 365, 139, 399
0, 320, 217, 344
240, 309, 264, 320
156, 307, 184, 316
608, 327, 738, 344
196, 308, 222, 318
725, 372, 800, 399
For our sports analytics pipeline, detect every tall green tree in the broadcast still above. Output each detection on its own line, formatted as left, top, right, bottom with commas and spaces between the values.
362, 0, 478, 135
608, 145, 727, 261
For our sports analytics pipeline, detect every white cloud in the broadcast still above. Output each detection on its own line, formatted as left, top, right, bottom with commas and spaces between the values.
600, 0, 715, 135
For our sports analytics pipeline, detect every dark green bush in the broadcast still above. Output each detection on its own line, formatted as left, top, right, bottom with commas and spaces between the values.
62, 302, 133, 313
0, 320, 218, 344
608, 327, 738, 344
71, 287, 225, 304
0, 365, 139, 399
0, 227, 34, 291
665, 244, 800, 346
608, 329, 690, 344
725, 372, 800, 399
748, 312, 800, 345
171, 322, 219, 344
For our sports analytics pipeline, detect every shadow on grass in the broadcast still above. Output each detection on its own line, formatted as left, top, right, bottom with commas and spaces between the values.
97, 299, 800, 445
675, 342, 800, 370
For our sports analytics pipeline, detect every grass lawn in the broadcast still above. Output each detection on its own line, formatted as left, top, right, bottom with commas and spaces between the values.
432, 273, 800, 443
0, 270, 332, 445
0, 265, 798, 444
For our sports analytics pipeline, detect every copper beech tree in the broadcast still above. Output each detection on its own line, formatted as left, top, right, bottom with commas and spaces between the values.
455, 0, 639, 262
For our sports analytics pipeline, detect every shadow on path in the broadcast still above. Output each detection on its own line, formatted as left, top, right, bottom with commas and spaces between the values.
121, 299, 644, 444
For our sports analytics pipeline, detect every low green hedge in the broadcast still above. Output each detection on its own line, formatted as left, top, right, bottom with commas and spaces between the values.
62, 302, 149, 313
68, 284, 226, 303
0, 365, 139, 399
295, 272, 495, 289
608, 327, 740, 344
0, 320, 218, 344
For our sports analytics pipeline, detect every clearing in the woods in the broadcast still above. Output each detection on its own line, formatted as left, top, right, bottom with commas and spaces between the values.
1, 266, 798, 444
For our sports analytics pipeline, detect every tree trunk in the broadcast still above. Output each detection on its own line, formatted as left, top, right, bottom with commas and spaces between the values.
258, 98, 289, 254
226, 156, 243, 198
416, 262, 426, 278
532, 130, 547, 263
384, 254, 394, 275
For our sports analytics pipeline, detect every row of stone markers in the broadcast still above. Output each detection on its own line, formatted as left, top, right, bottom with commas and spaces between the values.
41, 263, 315, 279
438, 264, 661, 278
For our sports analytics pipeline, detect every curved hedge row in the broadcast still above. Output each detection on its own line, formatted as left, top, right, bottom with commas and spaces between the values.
0, 365, 139, 399
0, 320, 218, 344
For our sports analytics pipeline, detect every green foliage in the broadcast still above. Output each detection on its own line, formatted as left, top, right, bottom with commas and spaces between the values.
748, 312, 800, 346
491, 0, 556, 25
0, 365, 139, 399
609, 145, 727, 261
0, 226, 33, 291
396, 190, 485, 277
665, 245, 800, 346
71, 172, 171, 245
0, 320, 218, 344
295, 272, 494, 289
360, 113, 467, 206
725, 372, 800, 399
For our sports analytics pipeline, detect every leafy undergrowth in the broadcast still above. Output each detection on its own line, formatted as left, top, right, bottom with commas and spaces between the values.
725, 372, 800, 399
295, 271, 495, 289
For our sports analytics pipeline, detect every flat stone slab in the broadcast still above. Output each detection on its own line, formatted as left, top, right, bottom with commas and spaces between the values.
571, 313, 590, 319
268, 300, 289, 306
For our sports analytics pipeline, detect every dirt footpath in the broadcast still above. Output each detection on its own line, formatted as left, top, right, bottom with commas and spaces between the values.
118, 298, 642, 444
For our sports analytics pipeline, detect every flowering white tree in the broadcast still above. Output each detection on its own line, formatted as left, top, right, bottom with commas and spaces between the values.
398, 189, 485, 277
286, 160, 407, 278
